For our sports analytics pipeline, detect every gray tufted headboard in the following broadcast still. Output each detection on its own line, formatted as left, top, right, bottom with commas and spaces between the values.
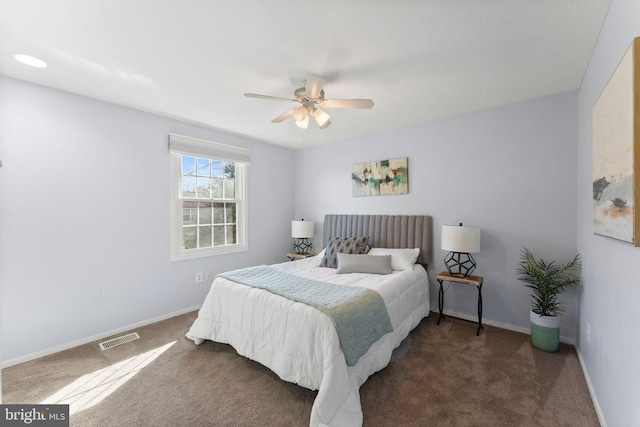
323, 215, 433, 267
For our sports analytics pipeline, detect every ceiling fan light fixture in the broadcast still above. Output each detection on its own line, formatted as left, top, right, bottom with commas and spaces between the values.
245, 73, 373, 129
292, 106, 307, 121
312, 108, 330, 128
295, 113, 309, 129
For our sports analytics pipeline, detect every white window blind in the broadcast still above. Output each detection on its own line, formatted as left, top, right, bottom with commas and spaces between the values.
169, 133, 250, 164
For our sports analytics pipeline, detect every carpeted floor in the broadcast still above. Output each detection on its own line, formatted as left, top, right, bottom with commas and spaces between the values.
2, 311, 599, 426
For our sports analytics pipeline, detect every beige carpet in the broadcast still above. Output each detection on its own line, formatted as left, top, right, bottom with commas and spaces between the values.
2, 311, 599, 426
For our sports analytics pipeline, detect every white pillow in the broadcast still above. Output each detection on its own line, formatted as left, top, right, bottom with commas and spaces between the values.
367, 248, 420, 271
336, 253, 392, 275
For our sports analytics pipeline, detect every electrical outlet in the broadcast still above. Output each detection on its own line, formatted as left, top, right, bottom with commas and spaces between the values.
206, 271, 213, 280
586, 323, 591, 343
196, 272, 203, 283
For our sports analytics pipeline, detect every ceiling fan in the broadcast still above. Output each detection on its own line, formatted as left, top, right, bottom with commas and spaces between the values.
244, 74, 374, 129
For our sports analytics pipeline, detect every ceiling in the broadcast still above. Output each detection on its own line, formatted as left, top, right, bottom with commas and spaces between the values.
0, 1, 611, 149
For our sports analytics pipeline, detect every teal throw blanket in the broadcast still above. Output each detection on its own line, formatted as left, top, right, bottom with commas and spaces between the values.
219, 265, 393, 366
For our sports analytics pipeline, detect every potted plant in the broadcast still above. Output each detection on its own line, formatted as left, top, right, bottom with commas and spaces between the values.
516, 247, 581, 352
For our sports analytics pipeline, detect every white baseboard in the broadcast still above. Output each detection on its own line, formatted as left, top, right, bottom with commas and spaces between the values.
1, 305, 201, 369
576, 347, 607, 427
434, 308, 576, 345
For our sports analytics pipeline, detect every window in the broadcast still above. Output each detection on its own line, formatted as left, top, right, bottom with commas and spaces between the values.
169, 134, 249, 260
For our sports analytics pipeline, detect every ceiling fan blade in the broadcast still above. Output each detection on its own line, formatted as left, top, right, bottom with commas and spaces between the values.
271, 110, 294, 123
305, 75, 326, 99
321, 99, 374, 109
244, 93, 297, 103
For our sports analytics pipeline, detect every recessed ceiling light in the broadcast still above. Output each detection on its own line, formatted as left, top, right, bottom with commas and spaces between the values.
12, 53, 47, 68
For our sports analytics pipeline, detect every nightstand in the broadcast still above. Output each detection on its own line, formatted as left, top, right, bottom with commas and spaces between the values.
436, 271, 484, 336
286, 252, 315, 261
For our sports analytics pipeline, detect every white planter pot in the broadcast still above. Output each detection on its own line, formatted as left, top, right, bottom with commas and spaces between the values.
530, 309, 560, 352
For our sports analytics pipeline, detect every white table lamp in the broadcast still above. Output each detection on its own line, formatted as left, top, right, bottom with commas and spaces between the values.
441, 223, 481, 277
291, 219, 314, 254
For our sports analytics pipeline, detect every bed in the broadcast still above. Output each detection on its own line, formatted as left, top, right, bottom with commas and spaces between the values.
186, 214, 432, 427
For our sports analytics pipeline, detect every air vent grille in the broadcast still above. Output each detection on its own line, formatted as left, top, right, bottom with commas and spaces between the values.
99, 332, 140, 350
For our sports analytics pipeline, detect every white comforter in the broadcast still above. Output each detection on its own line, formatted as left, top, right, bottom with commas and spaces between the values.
186, 254, 429, 427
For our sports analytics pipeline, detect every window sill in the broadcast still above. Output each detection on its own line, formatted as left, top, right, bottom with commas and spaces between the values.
171, 244, 248, 261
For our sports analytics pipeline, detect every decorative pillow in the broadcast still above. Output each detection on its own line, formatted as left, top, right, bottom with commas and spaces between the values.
336, 253, 392, 275
367, 248, 420, 271
319, 237, 370, 268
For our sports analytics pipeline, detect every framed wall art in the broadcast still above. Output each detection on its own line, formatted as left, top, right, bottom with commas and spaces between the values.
592, 37, 640, 245
352, 157, 408, 197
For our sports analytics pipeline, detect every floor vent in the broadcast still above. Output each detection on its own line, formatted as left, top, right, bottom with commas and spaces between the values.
99, 332, 140, 350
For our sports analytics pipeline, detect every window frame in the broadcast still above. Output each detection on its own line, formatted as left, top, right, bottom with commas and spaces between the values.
169, 134, 249, 261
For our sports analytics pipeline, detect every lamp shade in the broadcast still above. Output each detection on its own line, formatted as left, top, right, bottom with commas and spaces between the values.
295, 110, 310, 129
441, 224, 481, 253
292, 220, 314, 238
292, 106, 307, 121
313, 108, 331, 128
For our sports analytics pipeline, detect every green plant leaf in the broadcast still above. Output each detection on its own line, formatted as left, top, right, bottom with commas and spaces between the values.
516, 247, 581, 317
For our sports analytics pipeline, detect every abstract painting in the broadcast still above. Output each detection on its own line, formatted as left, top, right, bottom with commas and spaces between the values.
352, 157, 408, 197
592, 37, 640, 245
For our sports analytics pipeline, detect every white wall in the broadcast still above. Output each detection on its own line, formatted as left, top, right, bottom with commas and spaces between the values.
3, 11, 635, 420
0, 77, 295, 364
295, 91, 580, 340
577, 1, 640, 426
